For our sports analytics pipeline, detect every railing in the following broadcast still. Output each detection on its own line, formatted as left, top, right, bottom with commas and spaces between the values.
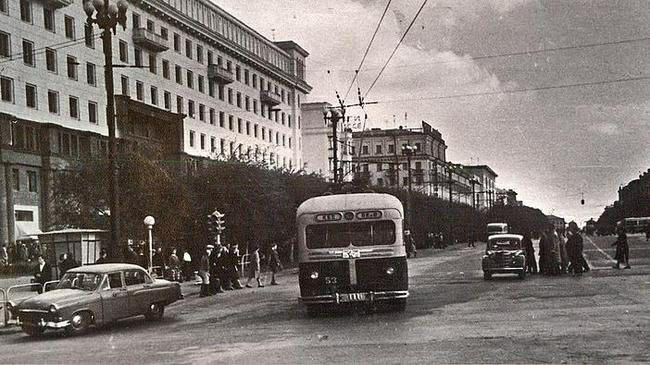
260, 90, 282, 106
207, 64, 235, 84
132, 28, 169, 52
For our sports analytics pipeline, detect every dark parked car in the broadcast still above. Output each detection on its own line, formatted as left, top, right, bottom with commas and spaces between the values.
481, 234, 526, 280
15, 263, 181, 336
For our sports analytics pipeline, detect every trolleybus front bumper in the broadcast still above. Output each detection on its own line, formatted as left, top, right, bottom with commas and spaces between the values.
300, 290, 409, 305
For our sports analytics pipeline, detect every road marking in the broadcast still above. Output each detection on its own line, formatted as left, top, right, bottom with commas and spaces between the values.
584, 236, 614, 262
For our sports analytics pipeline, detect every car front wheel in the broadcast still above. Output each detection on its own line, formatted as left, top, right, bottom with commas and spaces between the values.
66, 312, 91, 336
145, 303, 165, 321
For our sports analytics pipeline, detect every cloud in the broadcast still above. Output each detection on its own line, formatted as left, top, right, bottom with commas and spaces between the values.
590, 122, 622, 136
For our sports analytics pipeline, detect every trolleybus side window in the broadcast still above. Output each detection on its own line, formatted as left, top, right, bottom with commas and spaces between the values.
306, 220, 395, 249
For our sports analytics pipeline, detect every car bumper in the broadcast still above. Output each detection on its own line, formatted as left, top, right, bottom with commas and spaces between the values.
300, 290, 409, 305
484, 267, 524, 273
19, 317, 71, 329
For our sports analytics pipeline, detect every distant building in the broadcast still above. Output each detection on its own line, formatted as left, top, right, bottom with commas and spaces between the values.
351, 121, 474, 205
495, 188, 520, 206
301, 102, 353, 182
618, 168, 650, 218
462, 165, 498, 210
546, 215, 566, 232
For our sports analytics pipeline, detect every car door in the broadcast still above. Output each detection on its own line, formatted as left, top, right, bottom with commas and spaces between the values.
124, 269, 152, 316
99, 272, 129, 322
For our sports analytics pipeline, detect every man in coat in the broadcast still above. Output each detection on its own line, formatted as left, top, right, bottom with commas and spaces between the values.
32, 255, 52, 293
565, 222, 584, 275
522, 233, 537, 274
199, 245, 213, 297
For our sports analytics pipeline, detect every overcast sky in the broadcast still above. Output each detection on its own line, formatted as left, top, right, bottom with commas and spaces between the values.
215, 0, 650, 224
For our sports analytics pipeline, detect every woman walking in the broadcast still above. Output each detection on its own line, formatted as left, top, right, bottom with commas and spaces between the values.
245, 244, 264, 288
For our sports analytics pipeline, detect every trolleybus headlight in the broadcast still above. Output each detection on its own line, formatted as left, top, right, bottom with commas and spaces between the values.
49, 305, 58, 314
386, 267, 395, 275
310, 271, 319, 279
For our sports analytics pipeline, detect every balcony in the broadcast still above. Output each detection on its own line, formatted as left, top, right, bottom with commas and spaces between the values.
45, 0, 73, 8
132, 28, 169, 52
260, 90, 282, 106
207, 64, 234, 84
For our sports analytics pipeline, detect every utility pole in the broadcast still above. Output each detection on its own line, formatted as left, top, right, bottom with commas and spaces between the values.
402, 144, 415, 230
322, 108, 342, 184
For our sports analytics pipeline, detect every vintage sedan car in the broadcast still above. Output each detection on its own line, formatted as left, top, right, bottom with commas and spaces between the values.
14, 263, 182, 336
481, 234, 527, 280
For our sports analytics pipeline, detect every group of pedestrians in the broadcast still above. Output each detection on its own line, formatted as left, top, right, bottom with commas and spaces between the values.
522, 222, 590, 276
198, 241, 282, 298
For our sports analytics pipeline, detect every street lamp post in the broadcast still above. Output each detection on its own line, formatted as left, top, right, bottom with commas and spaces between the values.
402, 144, 416, 230
143, 215, 155, 273
322, 107, 343, 185
83, 0, 128, 262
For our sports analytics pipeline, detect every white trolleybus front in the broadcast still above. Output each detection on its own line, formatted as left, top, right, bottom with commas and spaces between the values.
296, 193, 409, 314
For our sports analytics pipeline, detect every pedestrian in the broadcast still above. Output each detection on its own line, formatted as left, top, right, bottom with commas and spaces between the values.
152, 247, 164, 275
32, 255, 52, 293
95, 249, 108, 264
404, 230, 417, 258
558, 230, 569, 274
267, 243, 283, 285
209, 243, 225, 294
565, 222, 584, 275
226, 243, 243, 289
124, 245, 139, 265
611, 230, 631, 269
522, 232, 537, 274
58, 252, 78, 278
245, 244, 264, 288
198, 245, 213, 297
182, 249, 193, 281
168, 247, 182, 282
19, 243, 29, 262
0, 243, 7, 266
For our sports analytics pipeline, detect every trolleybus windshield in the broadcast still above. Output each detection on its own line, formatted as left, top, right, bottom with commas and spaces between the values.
305, 220, 395, 249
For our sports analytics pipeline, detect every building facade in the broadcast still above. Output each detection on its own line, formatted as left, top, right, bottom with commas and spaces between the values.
351, 122, 474, 205
0, 0, 310, 245
300, 101, 353, 182
462, 165, 497, 210
618, 168, 650, 218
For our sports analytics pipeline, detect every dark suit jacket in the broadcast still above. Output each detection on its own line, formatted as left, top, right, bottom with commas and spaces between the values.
33, 263, 52, 285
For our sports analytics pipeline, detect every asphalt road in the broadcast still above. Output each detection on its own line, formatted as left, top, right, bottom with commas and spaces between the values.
1, 238, 649, 364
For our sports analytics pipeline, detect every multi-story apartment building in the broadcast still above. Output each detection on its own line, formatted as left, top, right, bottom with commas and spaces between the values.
0, 0, 311, 245
351, 121, 474, 205
463, 165, 497, 210
301, 101, 353, 182
618, 168, 650, 218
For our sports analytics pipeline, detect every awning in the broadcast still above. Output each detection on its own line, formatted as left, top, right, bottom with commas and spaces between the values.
15, 221, 43, 241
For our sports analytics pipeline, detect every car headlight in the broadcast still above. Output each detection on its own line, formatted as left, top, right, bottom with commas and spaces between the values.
310, 271, 319, 279
49, 305, 58, 314
386, 267, 395, 275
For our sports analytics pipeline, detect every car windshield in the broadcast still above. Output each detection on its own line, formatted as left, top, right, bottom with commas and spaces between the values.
488, 238, 521, 250
306, 220, 396, 249
487, 225, 506, 233
56, 272, 103, 291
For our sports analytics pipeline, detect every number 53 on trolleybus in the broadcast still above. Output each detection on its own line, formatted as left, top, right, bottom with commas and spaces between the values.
296, 193, 409, 314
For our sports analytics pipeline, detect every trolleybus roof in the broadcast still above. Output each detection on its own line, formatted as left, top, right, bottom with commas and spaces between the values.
297, 193, 403, 216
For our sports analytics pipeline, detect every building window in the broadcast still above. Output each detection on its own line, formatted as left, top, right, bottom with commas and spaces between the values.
198, 75, 204, 93
219, 111, 225, 127
85, 23, 95, 48
227, 88, 233, 104
132, 13, 140, 29
175, 65, 182, 85
375, 145, 382, 155
163, 91, 171, 110
189, 130, 195, 147
86, 62, 96, 86
209, 108, 215, 125
64, 16, 75, 39
200, 133, 205, 150
148, 53, 156, 74
236, 92, 241, 108
186, 70, 193, 89
25, 83, 37, 108
211, 137, 216, 153
88, 101, 98, 124
119, 40, 128, 62
0, 0, 8, 14
12, 169, 19, 191
162, 59, 170, 79
0, 76, 13, 102
135, 81, 143, 101
120, 75, 129, 95
377, 163, 383, 171
185, 39, 192, 58
150, 86, 158, 105
20, 0, 31, 23
22, 39, 34, 66
237, 118, 242, 134
48, 90, 59, 113
173, 33, 180, 52
196, 44, 203, 63
218, 85, 224, 100
253, 100, 258, 114
245, 96, 250, 111
160, 27, 168, 40
208, 80, 215, 97
415, 143, 421, 152
403, 177, 408, 186
0, 31, 10, 57
244, 69, 249, 85
146, 19, 154, 31
361, 145, 369, 155
235, 65, 240, 81
228, 115, 233, 130
188, 99, 195, 118
67, 56, 78, 80
199, 104, 205, 121
246, 121, 251, 135
252, 74, 257, 88
69, 96, 79, 119
43, 8, 55, 32
388, 144, 395, 153
134, 47, 142, 67
254, 124, 258, 138
15, 210, 34, 221
26, 171, 38, 192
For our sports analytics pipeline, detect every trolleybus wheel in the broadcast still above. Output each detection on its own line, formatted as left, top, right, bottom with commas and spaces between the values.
483, 272, 492, 280
391, 298, 407, 312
